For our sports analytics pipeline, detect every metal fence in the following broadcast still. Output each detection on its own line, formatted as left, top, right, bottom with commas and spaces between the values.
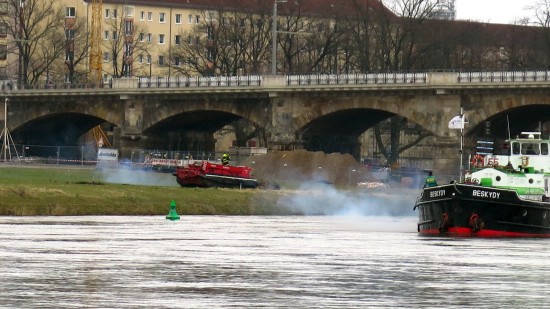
287, 72, 428, 86
137, 75, 262, 88
0, 144, 254, 169
5, 70, 550, 91
457, 70, 550, 83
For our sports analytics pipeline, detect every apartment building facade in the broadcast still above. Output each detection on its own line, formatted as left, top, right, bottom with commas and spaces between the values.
0, 0, 228, 85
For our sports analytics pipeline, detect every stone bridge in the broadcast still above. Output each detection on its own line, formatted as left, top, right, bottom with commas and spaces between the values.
3, 71, 550, 178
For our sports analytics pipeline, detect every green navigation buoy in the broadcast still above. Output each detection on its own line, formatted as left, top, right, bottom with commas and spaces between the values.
166, 200, 180, 221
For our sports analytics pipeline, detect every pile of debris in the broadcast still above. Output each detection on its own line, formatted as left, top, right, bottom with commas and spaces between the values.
240, 150, 369, 186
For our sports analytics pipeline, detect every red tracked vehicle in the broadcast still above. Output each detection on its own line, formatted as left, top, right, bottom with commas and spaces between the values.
173, 161, 258, 188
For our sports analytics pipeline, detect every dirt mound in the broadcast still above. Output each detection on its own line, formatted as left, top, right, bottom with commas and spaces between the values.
240, 150, 368, 186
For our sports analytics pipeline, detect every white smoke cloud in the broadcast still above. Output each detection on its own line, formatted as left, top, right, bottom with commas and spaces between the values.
279, 181, 418, 218
97, 167, 178, 186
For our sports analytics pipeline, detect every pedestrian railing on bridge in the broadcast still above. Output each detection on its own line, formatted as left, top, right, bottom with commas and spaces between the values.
6, 70, 550, 91
287, 72, 428, 86
457, 70, 550, 83
137, 75, 262, 88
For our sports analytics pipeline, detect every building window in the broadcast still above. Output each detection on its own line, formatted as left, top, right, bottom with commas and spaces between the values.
146, 33, 152, 43
124, 43, 133, 57
140, 11, 144, 21
159, 34, 165, 44
147, 54, 151, 64
124, 20, 133, 35
65, 29, 75, 40
196, 15, 200, 23
207, 48, 214, 61
207, 26, 214, 40
104, 31, 109, 40
174, 56, 181, 66
105, 8, 110, 18
147, 12, 152, 21
0, 45, 6, 60
175, 14, 181, 24
158, 55, 165, 65
122, 63, 132, 76
103, 52, 110, 62
0, 23, 6, 38
175, 35, 181, 45
139, 32, 144, 42
188, 14, 193, 24
138, 54, 143, 63
112, 31, 117, 40
113, 9, 118, 18
159, 12, 165, 23
66, 7, 76, 18
65, 51, 74, 61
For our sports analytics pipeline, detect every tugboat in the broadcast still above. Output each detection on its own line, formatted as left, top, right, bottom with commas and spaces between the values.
414, 132, 550, 237
173, 160, 258, 188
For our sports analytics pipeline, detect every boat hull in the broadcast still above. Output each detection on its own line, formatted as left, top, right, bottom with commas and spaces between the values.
174, 161, 258, 189
176, 173, 258, 188
414, 184, 550, 237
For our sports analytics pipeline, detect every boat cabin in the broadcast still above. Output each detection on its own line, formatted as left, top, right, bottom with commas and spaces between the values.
475, 132, 550, 173
510, 132, 549, 156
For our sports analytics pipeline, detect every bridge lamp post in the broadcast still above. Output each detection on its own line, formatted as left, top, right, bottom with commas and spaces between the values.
271, 0, 287, 75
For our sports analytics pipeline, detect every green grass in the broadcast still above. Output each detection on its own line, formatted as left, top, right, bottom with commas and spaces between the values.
0, 166, 298, 216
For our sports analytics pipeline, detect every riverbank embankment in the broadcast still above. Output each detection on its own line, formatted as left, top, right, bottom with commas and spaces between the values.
0, 165, 418, 216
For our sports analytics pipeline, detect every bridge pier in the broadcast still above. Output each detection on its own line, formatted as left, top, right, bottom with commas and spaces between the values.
431, 136, 463, 183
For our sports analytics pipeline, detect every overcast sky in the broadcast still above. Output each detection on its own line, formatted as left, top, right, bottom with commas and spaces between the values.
454, 0, 538, 24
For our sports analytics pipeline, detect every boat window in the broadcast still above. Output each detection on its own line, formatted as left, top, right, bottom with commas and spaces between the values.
542, 143, 549, 155
521, 142, 540, 155
512, 142, 520, 155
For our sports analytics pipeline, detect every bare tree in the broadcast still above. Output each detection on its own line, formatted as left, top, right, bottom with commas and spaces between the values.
63, 16, 90, 85
528, 0, 550, 67
368, 0, 438, 71
103, 5, 148, 78
276, 2, 345, 74
0, 0, 66, 87
169, 3, 273, 76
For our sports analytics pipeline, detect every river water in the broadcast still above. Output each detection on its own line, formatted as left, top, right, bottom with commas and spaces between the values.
0, 215, 549, 308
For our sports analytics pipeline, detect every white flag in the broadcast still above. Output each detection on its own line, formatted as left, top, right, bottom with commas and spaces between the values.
448, 115, 464, 129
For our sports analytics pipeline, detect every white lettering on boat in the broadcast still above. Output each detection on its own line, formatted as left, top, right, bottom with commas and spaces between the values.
472, 190, 500, 199
429, 190, 446, 198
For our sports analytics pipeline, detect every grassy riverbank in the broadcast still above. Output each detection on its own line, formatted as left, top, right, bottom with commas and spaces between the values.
0, 165, 418, 216
0, 166, 299, 216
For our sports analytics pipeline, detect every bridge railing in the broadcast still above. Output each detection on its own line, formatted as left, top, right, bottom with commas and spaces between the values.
137, 75, 262, 88
457, 70, 550, 83
287, 72, 428, 86
6, 70, 550, 91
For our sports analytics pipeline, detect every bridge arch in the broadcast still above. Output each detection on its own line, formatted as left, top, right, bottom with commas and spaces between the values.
465, 96, 550, 139
141, 98, 270, 151
10, 101, 124, 131
292, 95, 443, 136
11, 112, 117, 149
142, 98, 270, 132
289, 94, 447, 158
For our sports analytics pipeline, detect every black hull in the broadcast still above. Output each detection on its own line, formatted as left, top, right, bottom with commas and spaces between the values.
414, 184, 550, 237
